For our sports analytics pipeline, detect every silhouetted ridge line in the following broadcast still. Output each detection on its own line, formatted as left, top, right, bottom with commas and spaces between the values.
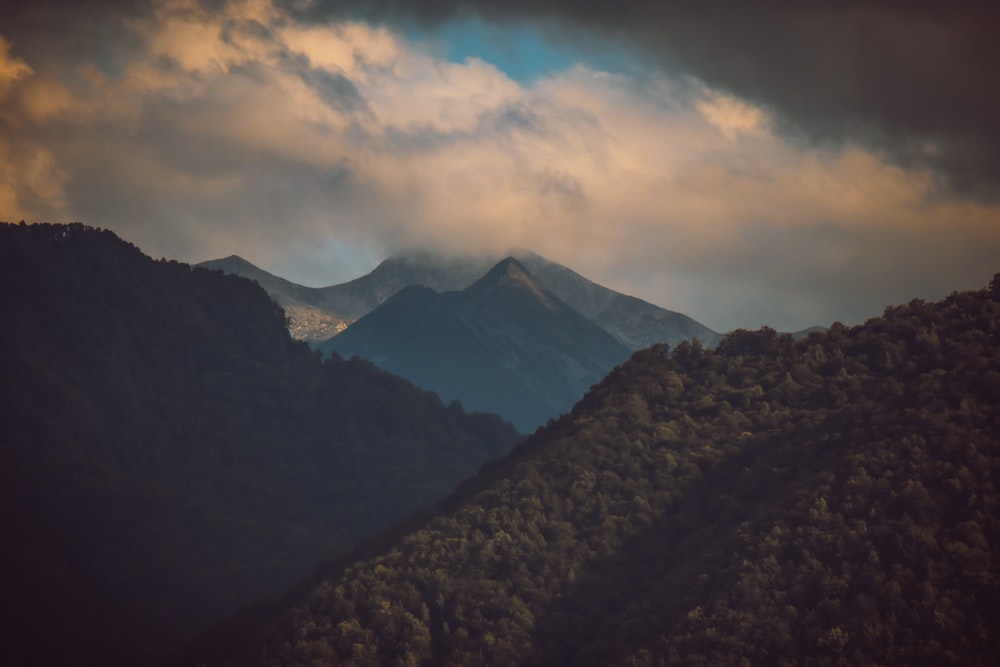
0, 221, 520, 667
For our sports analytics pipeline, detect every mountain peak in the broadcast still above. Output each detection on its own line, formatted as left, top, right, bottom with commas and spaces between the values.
323, 253, 632, 432
199, 254, 270, 277
463, 256, 569, 313
469, 256, 542, 293
495, 255, 530, 275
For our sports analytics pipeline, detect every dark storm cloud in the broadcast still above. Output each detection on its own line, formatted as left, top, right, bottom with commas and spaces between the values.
285, 0, 1000, 199
0, 7, 124, 79
7, 1, 997, 195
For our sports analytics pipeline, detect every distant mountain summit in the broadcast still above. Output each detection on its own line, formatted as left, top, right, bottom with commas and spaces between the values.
199, 251, 720, 348
508, 251, 721, 349
196, 255, 300, 303
470, 256, 546, 295
197, 255, 348, 340
321, 258, 632, 432
198, 252, 494, 341
463, 257, 573, 318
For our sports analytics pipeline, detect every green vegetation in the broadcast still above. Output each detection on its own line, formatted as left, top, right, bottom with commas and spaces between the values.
0, 222, 519, 667
194, 275, 1000, 666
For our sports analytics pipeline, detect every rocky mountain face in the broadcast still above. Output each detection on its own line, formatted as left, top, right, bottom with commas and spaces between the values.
321, 258, 633, 433
1, 223, 520, 667
185, 275, 1000, 667
199, 251, 720, 349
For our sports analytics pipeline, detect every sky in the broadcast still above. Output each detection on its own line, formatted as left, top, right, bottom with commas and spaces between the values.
2, 0, 999, 332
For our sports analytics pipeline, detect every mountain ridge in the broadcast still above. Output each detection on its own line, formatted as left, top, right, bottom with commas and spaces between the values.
466, 256, 559, 309
198, 251, 721, 348
321, 257, 632, 432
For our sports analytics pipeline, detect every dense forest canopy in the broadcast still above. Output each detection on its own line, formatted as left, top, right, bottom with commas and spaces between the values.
189, 272, 1000, 666
0, 222, 520, 667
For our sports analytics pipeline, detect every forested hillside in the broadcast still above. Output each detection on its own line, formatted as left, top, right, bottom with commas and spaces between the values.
190, 275, 1000, 666
0, 222, 519, 667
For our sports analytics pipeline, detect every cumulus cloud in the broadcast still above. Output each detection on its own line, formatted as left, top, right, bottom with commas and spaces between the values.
1, 0, 998, 332
697, 91, 768, 140
0, 36, 32, 95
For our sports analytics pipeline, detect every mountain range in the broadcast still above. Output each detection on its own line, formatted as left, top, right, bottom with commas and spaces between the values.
186, 274, 1000, 667
201, 251, 722, 431
198, 251, 723, 349
5, 221, 998, 666
321, 258, 633, 432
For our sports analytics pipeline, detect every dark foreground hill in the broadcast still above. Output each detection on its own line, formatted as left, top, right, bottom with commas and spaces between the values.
187, 275, 1000, 666
0, 222, 519, 667
321, 258, 633, 432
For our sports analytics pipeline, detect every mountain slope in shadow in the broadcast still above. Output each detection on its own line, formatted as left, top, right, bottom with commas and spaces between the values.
321, 258, 632, 432
0, 222, 520, 667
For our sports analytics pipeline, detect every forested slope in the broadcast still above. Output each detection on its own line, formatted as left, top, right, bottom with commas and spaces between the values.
190, 275, 1000, 666
0, 222, 519, 667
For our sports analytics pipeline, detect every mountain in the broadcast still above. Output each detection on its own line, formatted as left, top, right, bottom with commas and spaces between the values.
199, 251, 721, 348
198, 254, 317, 305
0, 222, 520, 667
197, 255, 347, 340
320, 258, 633, 432
511, 251, 722, 349
197, 253, 496, 342
186, 276, 1000, 666
317, 252, 499, 317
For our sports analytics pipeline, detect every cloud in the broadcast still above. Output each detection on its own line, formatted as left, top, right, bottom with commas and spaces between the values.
0, 36, 32, 95
0, 0, 998, 333
290, 0, 1000, 200
697, 90, 768, 140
